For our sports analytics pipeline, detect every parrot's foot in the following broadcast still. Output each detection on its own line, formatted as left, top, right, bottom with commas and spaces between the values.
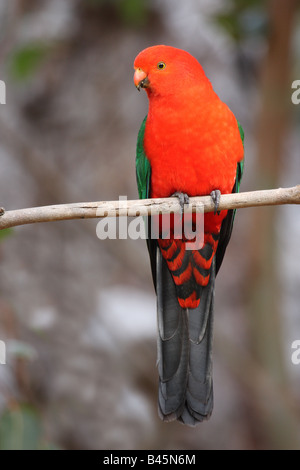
210, 190, 221, 215
0, 207, 5, 216
172, 192, 190, 216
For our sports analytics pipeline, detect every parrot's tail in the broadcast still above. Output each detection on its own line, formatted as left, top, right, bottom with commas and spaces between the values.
156, 248, 215, 426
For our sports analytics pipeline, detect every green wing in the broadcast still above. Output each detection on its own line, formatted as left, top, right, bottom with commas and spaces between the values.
236, 120, 245, 194
215, 120, 245, 274
136, 115, 157, 285
136, 115, 151, 200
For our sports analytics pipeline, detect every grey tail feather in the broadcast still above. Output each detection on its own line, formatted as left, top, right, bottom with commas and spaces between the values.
156, 247, 215, 426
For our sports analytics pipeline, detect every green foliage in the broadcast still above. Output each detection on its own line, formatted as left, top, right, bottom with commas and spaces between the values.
9, 43, 51, 81
7, 340, 37, 361
0, 228, 13, 241
118, 0, 148, 27
84, 0, 149, 27
0, 405, 57, 450
214, 0, 267, 42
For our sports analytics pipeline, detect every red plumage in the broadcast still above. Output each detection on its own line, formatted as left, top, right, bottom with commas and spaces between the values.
134, 45, 243, 308
134, 45, 244, 424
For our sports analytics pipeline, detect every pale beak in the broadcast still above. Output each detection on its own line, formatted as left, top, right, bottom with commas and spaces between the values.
134, 68, 150, 91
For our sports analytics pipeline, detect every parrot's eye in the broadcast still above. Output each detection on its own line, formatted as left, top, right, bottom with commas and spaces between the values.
157, 62, 166, 70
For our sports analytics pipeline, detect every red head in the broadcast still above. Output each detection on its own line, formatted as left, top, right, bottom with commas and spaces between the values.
133, 45, 210, 97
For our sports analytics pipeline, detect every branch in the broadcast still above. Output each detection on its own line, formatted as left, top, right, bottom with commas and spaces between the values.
0, 185, 299, 231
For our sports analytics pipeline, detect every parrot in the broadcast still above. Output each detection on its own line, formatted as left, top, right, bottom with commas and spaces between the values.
133, 45, 244, 426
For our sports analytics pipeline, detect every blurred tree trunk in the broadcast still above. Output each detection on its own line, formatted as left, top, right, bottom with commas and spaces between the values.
247, 0, 299, 450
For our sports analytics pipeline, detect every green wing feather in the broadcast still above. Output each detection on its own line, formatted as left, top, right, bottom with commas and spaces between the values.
136, 115, 157, 285
215, 119, 245, 274
136, 115, 151, 200
236, 120, 245, 193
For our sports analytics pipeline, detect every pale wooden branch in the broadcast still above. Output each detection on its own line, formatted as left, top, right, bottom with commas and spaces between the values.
0, 185, 299, 231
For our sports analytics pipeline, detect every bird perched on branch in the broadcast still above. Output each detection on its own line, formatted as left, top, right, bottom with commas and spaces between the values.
134, 45, 244, 425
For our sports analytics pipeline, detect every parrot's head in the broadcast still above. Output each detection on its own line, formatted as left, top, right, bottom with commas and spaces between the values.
133, 45, 208, 97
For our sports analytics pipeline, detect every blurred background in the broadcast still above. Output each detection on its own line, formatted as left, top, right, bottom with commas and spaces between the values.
0, 0, 299, 450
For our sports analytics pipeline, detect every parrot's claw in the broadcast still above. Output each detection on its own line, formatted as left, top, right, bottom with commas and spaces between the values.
172, 192, 190, 217
0, 207, 5, 216
210, 190, 221, 215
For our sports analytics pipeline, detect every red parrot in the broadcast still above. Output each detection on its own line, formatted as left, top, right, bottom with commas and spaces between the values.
133, 45, 244, 425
